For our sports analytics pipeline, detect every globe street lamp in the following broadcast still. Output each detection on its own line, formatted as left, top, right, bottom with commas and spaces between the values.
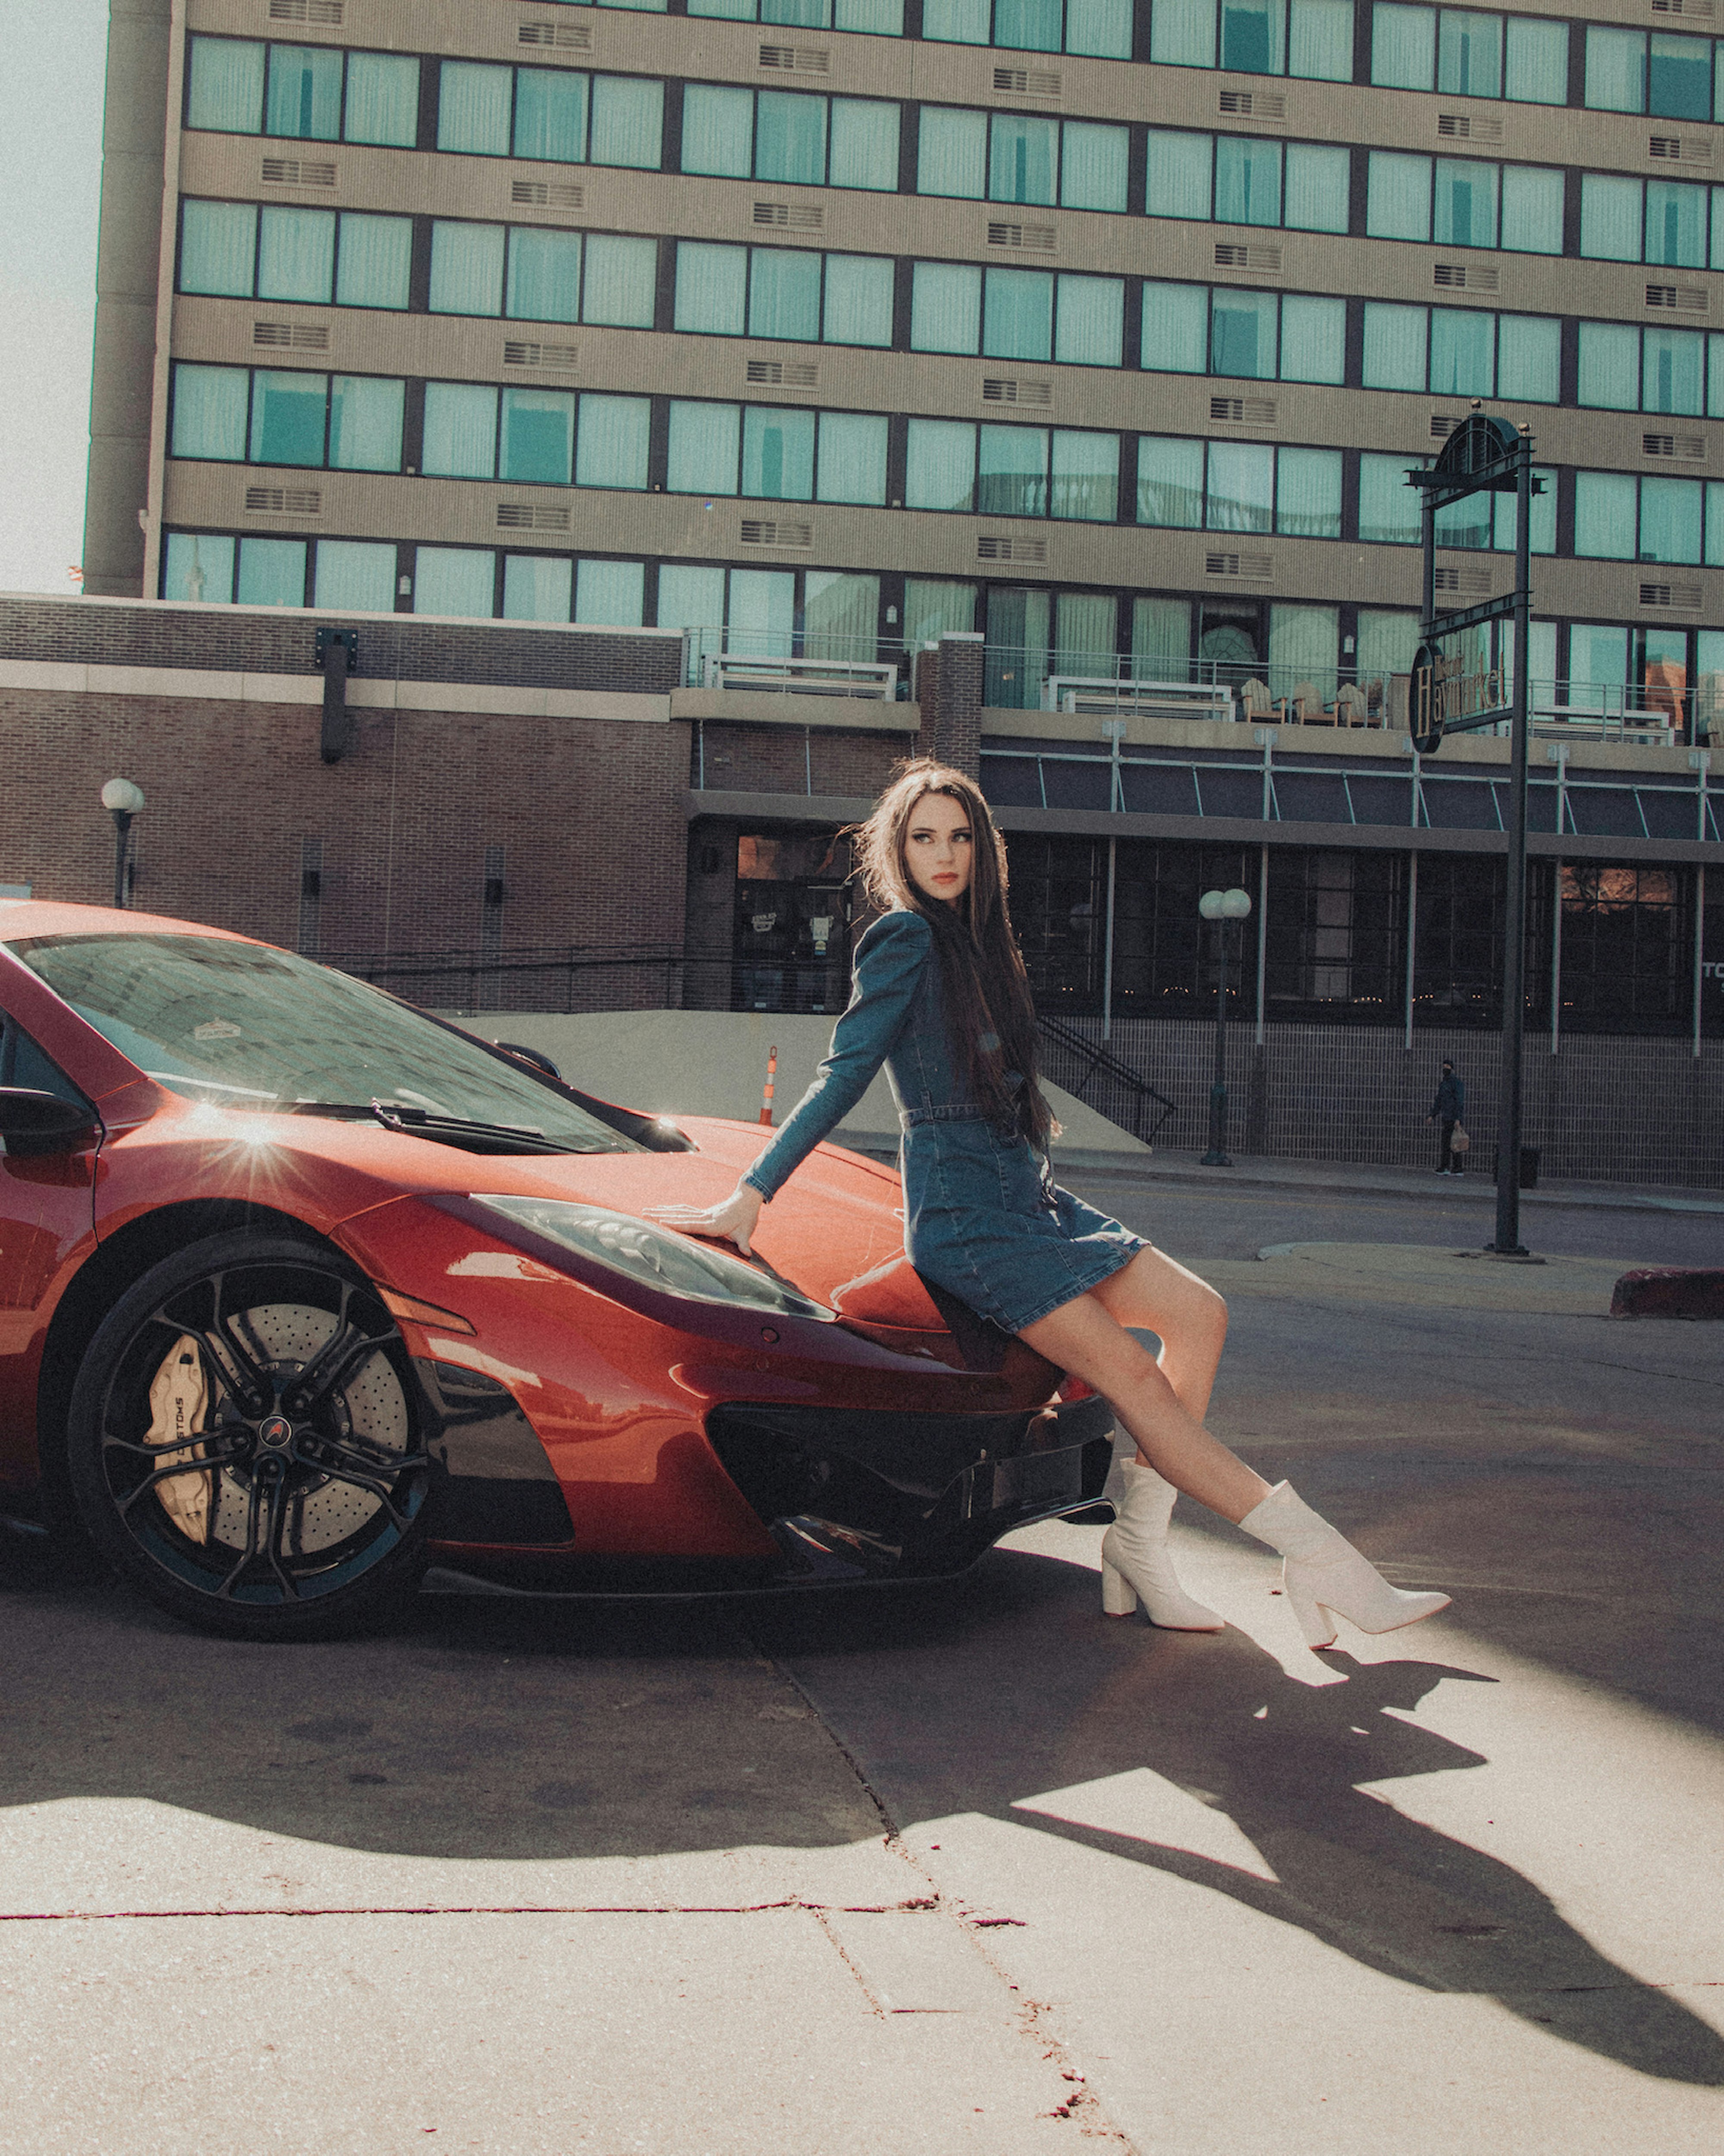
101, 779, 144, 909
1198, 886, 1252, 1167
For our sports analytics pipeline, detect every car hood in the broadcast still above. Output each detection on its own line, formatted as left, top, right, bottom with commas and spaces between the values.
110, 1095, 954, 1342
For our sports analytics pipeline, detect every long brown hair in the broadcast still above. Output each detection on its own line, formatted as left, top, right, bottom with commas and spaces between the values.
853, 760, 1054, 1147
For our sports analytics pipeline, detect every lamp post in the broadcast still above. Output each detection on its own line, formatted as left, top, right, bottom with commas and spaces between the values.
100, 779, 144, 909
1199, 886, 1252, 1166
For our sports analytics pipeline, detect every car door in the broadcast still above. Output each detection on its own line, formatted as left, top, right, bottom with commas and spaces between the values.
0, 1008, 100, 1495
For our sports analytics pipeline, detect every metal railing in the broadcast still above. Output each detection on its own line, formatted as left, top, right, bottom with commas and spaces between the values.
1036, 1014, 1177, 1147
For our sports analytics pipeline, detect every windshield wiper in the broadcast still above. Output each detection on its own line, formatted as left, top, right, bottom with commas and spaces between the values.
290, 1101, 607, 1156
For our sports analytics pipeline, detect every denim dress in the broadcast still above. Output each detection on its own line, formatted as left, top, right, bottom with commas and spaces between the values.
743, 909, 1145, 1335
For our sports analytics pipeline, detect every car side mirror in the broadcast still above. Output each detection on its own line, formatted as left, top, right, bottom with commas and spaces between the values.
494, 1041, 562, 1082
0, 1088, 98, 1158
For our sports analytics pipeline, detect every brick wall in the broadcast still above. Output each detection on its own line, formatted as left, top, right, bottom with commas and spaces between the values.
693, 720, 913, 800
0, 685, 692, 1001
0, 597, 683, 695
1046, 1017, 1724, 1190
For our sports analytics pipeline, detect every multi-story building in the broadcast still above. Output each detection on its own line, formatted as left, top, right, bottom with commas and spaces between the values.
36, 0, 1724, 1175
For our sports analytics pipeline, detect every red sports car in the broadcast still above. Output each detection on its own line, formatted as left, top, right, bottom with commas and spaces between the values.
0, 901, 1110, 1639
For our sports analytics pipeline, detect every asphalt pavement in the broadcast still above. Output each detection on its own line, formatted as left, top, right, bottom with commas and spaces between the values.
2, 1173, 1721, 2154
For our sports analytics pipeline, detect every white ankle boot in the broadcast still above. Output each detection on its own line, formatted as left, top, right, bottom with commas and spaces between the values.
1239, 1482, 1450, 1649
1099, 1461, 1225, 1631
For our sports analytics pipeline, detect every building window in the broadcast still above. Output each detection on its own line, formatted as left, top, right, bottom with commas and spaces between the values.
924, 0, 1133, 60
666, 401, 890, 504
1577, 322, 1724, 419
672, 243, 894, 346
1146, 0, 1354, 80
1584, 26, 1716, 122
1003, 836, 1109, 1014
904, 420, 1118, 519
186, 37, 421, 146
908, 263, 1125, 364
1361, 303, 1559, 401
178, 201, 414, 310
1371, 7, 1568, 104
683, 86, 899, 189
1558, 866, 1690, 1033
690, 0, 903, 31
1267, 849, 1404, 1015
1137, 437, 1342, 538
1366, 151, 1562, 252
1580, 173, 1722, 269
915, 107, 1130, 211
1147, 130, 1350, 232
1140, 283, 1346, 384
1573, 471, 1720, 567
425, 221, 658, 325
436, 61, 664, 166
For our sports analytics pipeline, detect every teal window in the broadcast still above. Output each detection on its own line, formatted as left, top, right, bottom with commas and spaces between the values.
1499, 166, 1563, 255
1135, 438, 1204, 528
258, 207, 335, 303
1145, 0, 1351, 78
906, 419, 979, 512
743, 407, 818, 500
686, 87, 896, 188
983, 268, 1054, 362
507, 229, 584, 324
1280, 294, 1346, 382
918, 108, 988, 198
978, 426, 1049, 517
1586, 27, 1717, 121
1362, 303, 1427, 390
1358, 453, 1423, 544
1496, 314, 1559, 402
163, 533, 237, 603
1060, 122, 1129, 212
1049, 430, 1118, 521
1503, 17, 1565, 104
575, 393, 651, 488
179, 202, 258, 295
429, 222, 506, 315
576, 559, 646, 627
186, 38, 266, 134
690, 0, 906, 26
921, 0, 1134, 58
500, 388, 575, 484
822, 254, 895, 346
1646, 181, 1707, 269
1375, 9, 1568, 104
990, 114, 1059, 206
1212, 288, 1279, 379
1215, 137, 1283, 226
1577, 321, 1640, 410
437, 63, 513, 155
170, 365, 250, 462
314, 541, 397, 614
815, 413, 889, 504
1141, 282, 1209, 373
504, 554, 573, 622
581, 234, 657, 325
675, 242, 749, 334
1149, 133, 1348, 229
414, 548, 496, 620
749, 250, 823, 341
250, 369, 328, 466
665, 397, 736, 497
422, 384, 499, 479
239, 536, 307, 608
336, 214, 412, 309
265, 44, 343, 141
1146, 131, 1214, 219
1276, 447, 1342, 538
1205, 441, 1274, 532
910, 262, 983, 353
328, 376, 404, 471
344, 55, 420, 147
1054, 275, 1124, 366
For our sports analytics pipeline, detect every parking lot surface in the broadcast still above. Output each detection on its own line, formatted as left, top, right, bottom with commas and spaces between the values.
3, 1176, 1720, 2153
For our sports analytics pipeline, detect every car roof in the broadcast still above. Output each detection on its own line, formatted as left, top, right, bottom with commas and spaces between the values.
0, 899, 253, 945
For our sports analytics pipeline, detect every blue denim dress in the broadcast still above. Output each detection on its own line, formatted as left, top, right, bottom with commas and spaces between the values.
743, 909, 1145, 1334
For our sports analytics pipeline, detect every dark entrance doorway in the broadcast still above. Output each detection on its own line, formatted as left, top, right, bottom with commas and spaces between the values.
733, 830, 855, 1014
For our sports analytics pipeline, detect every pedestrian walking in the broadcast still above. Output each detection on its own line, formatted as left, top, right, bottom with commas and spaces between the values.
1428, 1058, 1466, 1176
651, 760, 1451, 1648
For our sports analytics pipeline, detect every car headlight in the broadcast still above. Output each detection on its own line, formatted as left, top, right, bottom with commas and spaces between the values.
468, 1195, 833, 1321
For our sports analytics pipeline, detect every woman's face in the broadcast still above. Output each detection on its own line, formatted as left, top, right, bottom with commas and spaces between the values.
903, 791, 974, 905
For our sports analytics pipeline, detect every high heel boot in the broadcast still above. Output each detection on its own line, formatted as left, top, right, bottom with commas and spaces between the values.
1239, 1482, 1450, 1649
1100, 1461, 1224, 1630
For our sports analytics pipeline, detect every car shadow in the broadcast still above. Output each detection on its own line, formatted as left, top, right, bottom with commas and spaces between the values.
5, 1532, 1723, 2090
743, 1543, 1724, 2092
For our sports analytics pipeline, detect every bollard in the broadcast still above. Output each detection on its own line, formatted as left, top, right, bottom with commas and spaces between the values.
760, 1044, 778, 1126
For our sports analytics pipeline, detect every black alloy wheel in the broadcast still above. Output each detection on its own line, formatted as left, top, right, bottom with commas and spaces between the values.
66, 1232, 433, 1640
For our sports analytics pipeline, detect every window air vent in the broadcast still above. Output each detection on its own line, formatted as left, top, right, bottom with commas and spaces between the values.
269, 0, 344, 22
1210, 395, 1277, 424
1218, 89, 1285, 118
253, 320, 330, 350
1213, 242, 1281, 271
977, 534, 1048, 563
753, 200, 824, 228
1644, 431, 1706, 458
982, 377, 1053, 404
261, 156, 336, 186
1433, 261, 1497, 291
758, 44, 830, 72
993, 66, 1062, 96
512, 179, 584, 208
244, 485, 321, 514
1205, 551, 1272, 579
1433, 566, 1491, 596
1431, 415, 1456, 437
987, 221, 1057, 250
746, 358, 819, 386
1652, 0, 1715, 19
1647, 282, 1709, 310
1437, 112, 1502, 141
740, 518, 813, 548
497, 503, 572, 531
518, 21, 593, 47
504, 340, 579, 369
1650, 133, 1714, 163
1640, 579, 1703, 607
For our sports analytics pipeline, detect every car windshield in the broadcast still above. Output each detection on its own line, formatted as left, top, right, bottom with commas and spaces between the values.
7, 933, 643, 1154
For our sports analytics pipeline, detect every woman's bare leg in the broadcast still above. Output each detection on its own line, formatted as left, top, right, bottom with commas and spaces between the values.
1020, 1248, 1269, 1525
1092, 1244, 1227, 1425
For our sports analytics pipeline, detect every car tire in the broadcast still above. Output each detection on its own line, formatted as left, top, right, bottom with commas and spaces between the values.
66, 1230, 433, 1641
